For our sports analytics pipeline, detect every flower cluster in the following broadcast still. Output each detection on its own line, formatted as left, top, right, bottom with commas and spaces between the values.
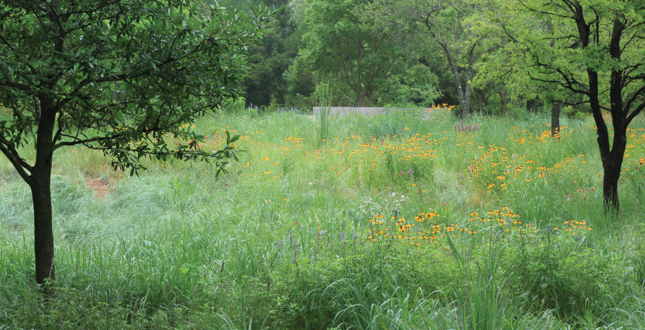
366, 206, 594, 248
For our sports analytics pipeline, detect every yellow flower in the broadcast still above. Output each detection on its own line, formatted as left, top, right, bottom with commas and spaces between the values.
425, 212, 438, 219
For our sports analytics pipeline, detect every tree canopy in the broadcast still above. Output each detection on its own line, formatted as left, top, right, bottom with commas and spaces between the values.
293, 0, 409, 107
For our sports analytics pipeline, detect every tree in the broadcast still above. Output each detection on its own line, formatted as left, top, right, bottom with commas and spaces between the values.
239, 0, 302, 108
0, 0, 268, 287
376, 62, 441, 107
368, 0, 494, 116
295, 0, 407, 107
484, 0, 645, 210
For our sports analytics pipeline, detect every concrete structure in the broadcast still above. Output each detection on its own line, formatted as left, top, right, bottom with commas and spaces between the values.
312, 107, 450, 118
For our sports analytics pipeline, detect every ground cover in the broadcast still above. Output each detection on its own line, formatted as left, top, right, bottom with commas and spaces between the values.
1, 109, 645, 329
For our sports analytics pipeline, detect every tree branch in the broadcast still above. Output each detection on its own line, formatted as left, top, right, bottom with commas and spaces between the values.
0, 134, 34, 184
517, 0, 574, 19
626, 100, 645, 125
624, 84, 645, 114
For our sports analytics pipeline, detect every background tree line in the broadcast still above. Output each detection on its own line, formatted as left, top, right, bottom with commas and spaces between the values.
232, 0, 622, 118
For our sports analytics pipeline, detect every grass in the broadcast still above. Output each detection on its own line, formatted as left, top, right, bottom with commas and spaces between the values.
1, 107, 645, 329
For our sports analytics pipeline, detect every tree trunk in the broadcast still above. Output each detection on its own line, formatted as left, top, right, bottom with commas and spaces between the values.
461, 86, 471, 117
357, 93, 365, 107
436, 38, 471, 116
461, 45, 476, 117
601, 123, 627, 211
602, 160, 621, 211
551, 104, 560, 137
31, 98, 58, 289
477, 89, 483, 115
498, 88, 507, 115
30, 176, 55, 286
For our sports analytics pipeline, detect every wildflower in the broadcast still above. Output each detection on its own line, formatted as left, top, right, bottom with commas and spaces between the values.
425, 212, 438, 219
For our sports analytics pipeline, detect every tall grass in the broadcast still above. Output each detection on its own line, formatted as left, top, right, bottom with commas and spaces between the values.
317, 82, 332, 148
1, 110, 644, 328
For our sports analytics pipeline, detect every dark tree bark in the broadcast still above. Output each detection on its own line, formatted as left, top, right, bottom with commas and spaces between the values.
30, 97, 57, 287
570, 5, 638, 211
551, 104, 560, 137
477, 89, 484, 115
497, 87, 507, 115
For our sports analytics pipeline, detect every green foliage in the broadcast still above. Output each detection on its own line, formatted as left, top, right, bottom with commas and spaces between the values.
0, 0, 269, 174
367, 0, 495, 115
220, 97, 248, 115
445, 236, 529, 330
294, 0, 409, 106
317, 81, 332, 147
511, 229, 629, 319
242, 0, 302, 107
378, 64, 442, 107
476, 0, 645, 209
0, 0, 270, 287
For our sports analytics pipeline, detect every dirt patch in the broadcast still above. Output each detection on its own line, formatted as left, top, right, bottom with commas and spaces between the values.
85, 177, 115, 199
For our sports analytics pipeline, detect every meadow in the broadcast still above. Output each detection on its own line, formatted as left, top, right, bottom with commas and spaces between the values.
1, 106, 645, 329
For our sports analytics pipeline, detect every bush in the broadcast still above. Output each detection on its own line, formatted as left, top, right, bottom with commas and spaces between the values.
509, 228, 631, 319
